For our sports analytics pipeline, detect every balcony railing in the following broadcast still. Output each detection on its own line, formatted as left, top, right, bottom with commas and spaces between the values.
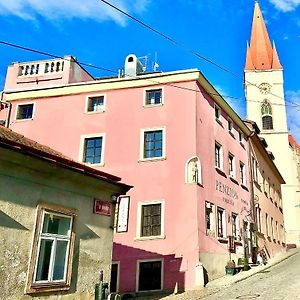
18, 60, 65, 77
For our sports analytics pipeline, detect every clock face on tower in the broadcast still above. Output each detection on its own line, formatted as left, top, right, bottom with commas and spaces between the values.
259, 83, 271, 95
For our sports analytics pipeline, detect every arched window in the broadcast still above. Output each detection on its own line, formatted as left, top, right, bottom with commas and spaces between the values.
185, 157, 202, 184
261, 100, 273, 130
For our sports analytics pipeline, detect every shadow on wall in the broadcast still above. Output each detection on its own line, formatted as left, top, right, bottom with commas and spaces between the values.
0, 210, 29, 230
113, 242, 185, 295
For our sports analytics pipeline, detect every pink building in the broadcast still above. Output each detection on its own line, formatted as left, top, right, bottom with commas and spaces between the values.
1, 55, 253, 295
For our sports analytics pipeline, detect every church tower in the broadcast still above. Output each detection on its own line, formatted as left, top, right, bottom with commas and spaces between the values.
245, 1, 300, 246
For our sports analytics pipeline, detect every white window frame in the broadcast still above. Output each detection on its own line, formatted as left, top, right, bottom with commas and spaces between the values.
215, 142, 223, 171
143, 87, 164, 107
136, 258, 164, 292
136, 200, 165, 240
238, 130, 244, 146
228, 118, 233, 134
205, 201, 215, 236
15, 102, 35, 121
215, 104, 221, 122
85, 94, 106, 114
79, 133, 106, 167
231, 213, 239, 239
228, 153, 236, 179
239, 161, 246, 186
217, 207, 226, 239
139, 126, 166, 162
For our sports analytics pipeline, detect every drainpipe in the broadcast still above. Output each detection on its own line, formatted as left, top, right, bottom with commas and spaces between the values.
0, 91, 12, 128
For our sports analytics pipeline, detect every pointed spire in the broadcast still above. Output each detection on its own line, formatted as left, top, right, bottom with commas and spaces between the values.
245, 2, 282, 70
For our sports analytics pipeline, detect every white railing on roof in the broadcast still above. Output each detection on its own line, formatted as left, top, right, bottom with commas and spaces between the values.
18, 59, 65, 77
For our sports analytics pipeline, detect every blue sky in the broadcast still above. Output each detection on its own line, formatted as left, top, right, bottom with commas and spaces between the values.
0, 0, 299, 142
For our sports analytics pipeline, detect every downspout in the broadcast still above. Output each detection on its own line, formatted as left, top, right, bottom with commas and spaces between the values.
0, 91, 12, 128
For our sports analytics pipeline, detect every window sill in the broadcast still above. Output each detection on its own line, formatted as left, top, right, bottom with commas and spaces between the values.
229, 131, 235, 139
239, 142, 245, 149
26, 283, 70, 294
215, 167, 226, 177
143, 103, 164, 108
138, 157, 166, 163
85, 110, 105, 114
217, 237, 228, 243
14, 118, 34, 122
135, 235, 166, 241
241, 183, 248, 191
82, 162, 105, 167
229, 176, 238, 185
215, 118, 223, 127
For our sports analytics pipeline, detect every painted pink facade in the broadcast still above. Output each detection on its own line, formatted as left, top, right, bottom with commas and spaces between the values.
1, 56, 254, 294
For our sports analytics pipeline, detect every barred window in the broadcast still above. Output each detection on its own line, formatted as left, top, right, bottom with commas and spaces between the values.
141, 204, 161, 237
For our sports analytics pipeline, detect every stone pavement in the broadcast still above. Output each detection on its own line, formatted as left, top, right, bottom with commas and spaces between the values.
138, 248, 298, 300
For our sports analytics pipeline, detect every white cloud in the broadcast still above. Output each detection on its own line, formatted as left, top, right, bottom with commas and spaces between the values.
286, 90, 300, 144
0, 0, 150, 26
269, 0, 300, 12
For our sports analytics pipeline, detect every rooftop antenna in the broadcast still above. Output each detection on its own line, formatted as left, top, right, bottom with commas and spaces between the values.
138, 55, 149, 72
153, 52, 159, 72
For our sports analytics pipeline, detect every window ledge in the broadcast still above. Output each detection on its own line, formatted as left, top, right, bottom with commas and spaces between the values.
26, 283, 70, 294
229, 176, 238, 185
239, 142, 245, 149
215, 167, 226, 177
85, 110, 105, 114
229, 131, 235, 139
217, 237, 228, 243
15, 118, 34, 122
135, 235, 166, 241
138, 157, 166, 163
215, 118, 223, 127
241, 183, 248, 191
143, 103, 164, 108
82, 162, 105, 168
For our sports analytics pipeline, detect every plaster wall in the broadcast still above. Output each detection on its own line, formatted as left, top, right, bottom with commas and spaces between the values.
0, 147, 121, 300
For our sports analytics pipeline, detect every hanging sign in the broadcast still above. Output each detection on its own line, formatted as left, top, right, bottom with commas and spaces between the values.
94, 199, 112, 216
116, 196, 130, 233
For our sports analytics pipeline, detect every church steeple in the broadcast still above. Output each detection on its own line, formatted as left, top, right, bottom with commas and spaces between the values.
245, 2, 282, 70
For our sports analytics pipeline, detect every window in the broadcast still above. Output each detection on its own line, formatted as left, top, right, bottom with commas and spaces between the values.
185, 157, 202, 184
239, 162, 246, 185
228, 153, 236, 178
215, 104, 221, 121
215, 142, 223, 170
261, 100, 273, 130
252, 157, 258, 183
83, 137, 103, 164
238, 131, 244, 144
228, 119, 233, 133
145, 89, 162, 106
86, 95, 105, 113
138, 260, 163, 291
140, 128, 165, 160
16, 103, 34, 120
205, 202, 215, 236
217, 207, 226, 238
265, 213, 269, 237
137, 200, 164, 239
26, 205, 75, 293
231, 213, 239, 239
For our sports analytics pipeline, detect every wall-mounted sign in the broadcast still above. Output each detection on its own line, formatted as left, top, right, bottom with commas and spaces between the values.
94, 199, 112, 216
116, 196, 130, 233
216, 180, 238, 200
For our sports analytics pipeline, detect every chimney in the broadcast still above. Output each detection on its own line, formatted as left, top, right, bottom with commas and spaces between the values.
124, 54, 144, 78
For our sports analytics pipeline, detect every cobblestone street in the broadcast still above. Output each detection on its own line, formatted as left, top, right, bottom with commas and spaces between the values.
153, 249, 300, 300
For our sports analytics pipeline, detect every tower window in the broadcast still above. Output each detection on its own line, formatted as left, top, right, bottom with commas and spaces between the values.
261, 100, 273, 130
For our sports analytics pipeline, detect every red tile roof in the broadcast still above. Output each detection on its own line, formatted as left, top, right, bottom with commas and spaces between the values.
0, 125, 131, 189
289, 134, 300, 153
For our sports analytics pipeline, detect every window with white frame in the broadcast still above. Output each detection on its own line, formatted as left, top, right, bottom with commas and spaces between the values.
137, 201, 164, 239
86, 95, 105, 113
215, 104, 221, 121
239, 162, 246, 185
16, 103, 34, 120
265, 213, 269, 237
228, 153, 236, 178
26, 205, 75, 293
238, 131, 244, 145
83, 137, 103, 164
205, 202, 215, 236
217, 207, 226, 238
228, 119, 233, 133
137, 259, 163, 291
231, 213, 239, 239
145, 89, 162, 106
141, 128, 165, 160
215, 142, 223, 170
